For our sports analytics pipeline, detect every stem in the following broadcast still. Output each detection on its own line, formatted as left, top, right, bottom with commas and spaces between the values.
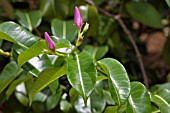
25, 12, 32, 32
0, 49, 11, 57
43, 49, 68, 57
63, 21, 66, 39
85, 0, 149, 89
96, 66, 108, 76
152, 110, 160, 113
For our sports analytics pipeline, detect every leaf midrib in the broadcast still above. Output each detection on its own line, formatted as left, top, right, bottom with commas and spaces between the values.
76, 54, 85, 95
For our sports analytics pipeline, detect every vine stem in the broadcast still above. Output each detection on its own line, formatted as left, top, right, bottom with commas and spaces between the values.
85, 0, 149, 89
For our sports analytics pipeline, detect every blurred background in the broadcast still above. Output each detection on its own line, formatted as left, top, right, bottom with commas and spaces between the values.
0, 0, 170, 112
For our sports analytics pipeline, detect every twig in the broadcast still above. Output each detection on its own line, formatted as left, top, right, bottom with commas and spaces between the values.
85, 0, 149, 89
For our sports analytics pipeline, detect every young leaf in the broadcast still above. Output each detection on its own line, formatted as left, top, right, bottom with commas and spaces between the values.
126, 1, 163, 29
0, 61, 19, 93
16, 10, 42, 31
97, 58, 130, 106
151, 94, 170, 113
126, 82, 152, 113
29, 65, 66, 104
65, 51, 97, 103
18, 40, 47, 67
0, 22, 38, 48
51, 19, 76, 41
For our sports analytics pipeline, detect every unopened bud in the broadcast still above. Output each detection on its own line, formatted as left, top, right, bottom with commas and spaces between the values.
83, 23, 89, 33
44, 32, 56, 51
74, 6, 83, 31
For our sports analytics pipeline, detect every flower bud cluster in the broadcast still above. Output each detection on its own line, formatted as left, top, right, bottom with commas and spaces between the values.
44, 6, 89, 54
74, 6, 89, 47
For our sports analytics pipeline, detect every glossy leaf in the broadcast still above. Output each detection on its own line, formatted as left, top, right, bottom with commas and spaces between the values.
6, 73, 32, 97
16, 10, 42, 31
83, 45, 109, 60
28, 54, 53, 73
126, 82, 152, 113
18, 40, 47, 67
96, 75, 107, 82
0, 22, 38, 48
157, 83, 170, 104
15, 91, 29, 106
51, 36, 72, 49
0, 61, 19, 93
151, 94, 170, 113
51, 19, 76, 41
126, 2, 163, 29
0, 31, 17, 43
66, 51, 97, 103
29, 65, 66, 104
98, 58, 130, 106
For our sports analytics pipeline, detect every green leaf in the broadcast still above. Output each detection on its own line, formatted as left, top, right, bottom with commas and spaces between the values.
51, 19, 77, 41
66, 51, 97, 103
6, 73, 32, 97
33, 92, 47, 102
0, 31, 17, 43
126, 2, 163, 29
16, 10, 42, 31
96, 75, 107, 82
90, 82, 106, 113
18, 40, 47, 68
151, 94, 170, 113
165, 0, 170, 7
69, 88, 79, 105
98, 58, 130, 106
157, 83, 170, 104
29, 65, 66, 104
0, 61, 19, 93
51, 36, 72, 49
0, 22, 38, 48
39, 0, 70, 21
46, 87, 62, 111
86, 5, 99, 37
60, 100, 71, 112
83, 45, 109, 60
15, 91, 29, 106
49, 80, 59, 96
29, 54, 53, 73
103, 90, 115, 105
104, 106, 118, 113
39, 0, 56, 21
126, 82, 152, 113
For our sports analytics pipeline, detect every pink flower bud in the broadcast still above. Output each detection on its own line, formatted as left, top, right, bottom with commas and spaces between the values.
74, 6, 83, 31
44, 32, 56, 51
